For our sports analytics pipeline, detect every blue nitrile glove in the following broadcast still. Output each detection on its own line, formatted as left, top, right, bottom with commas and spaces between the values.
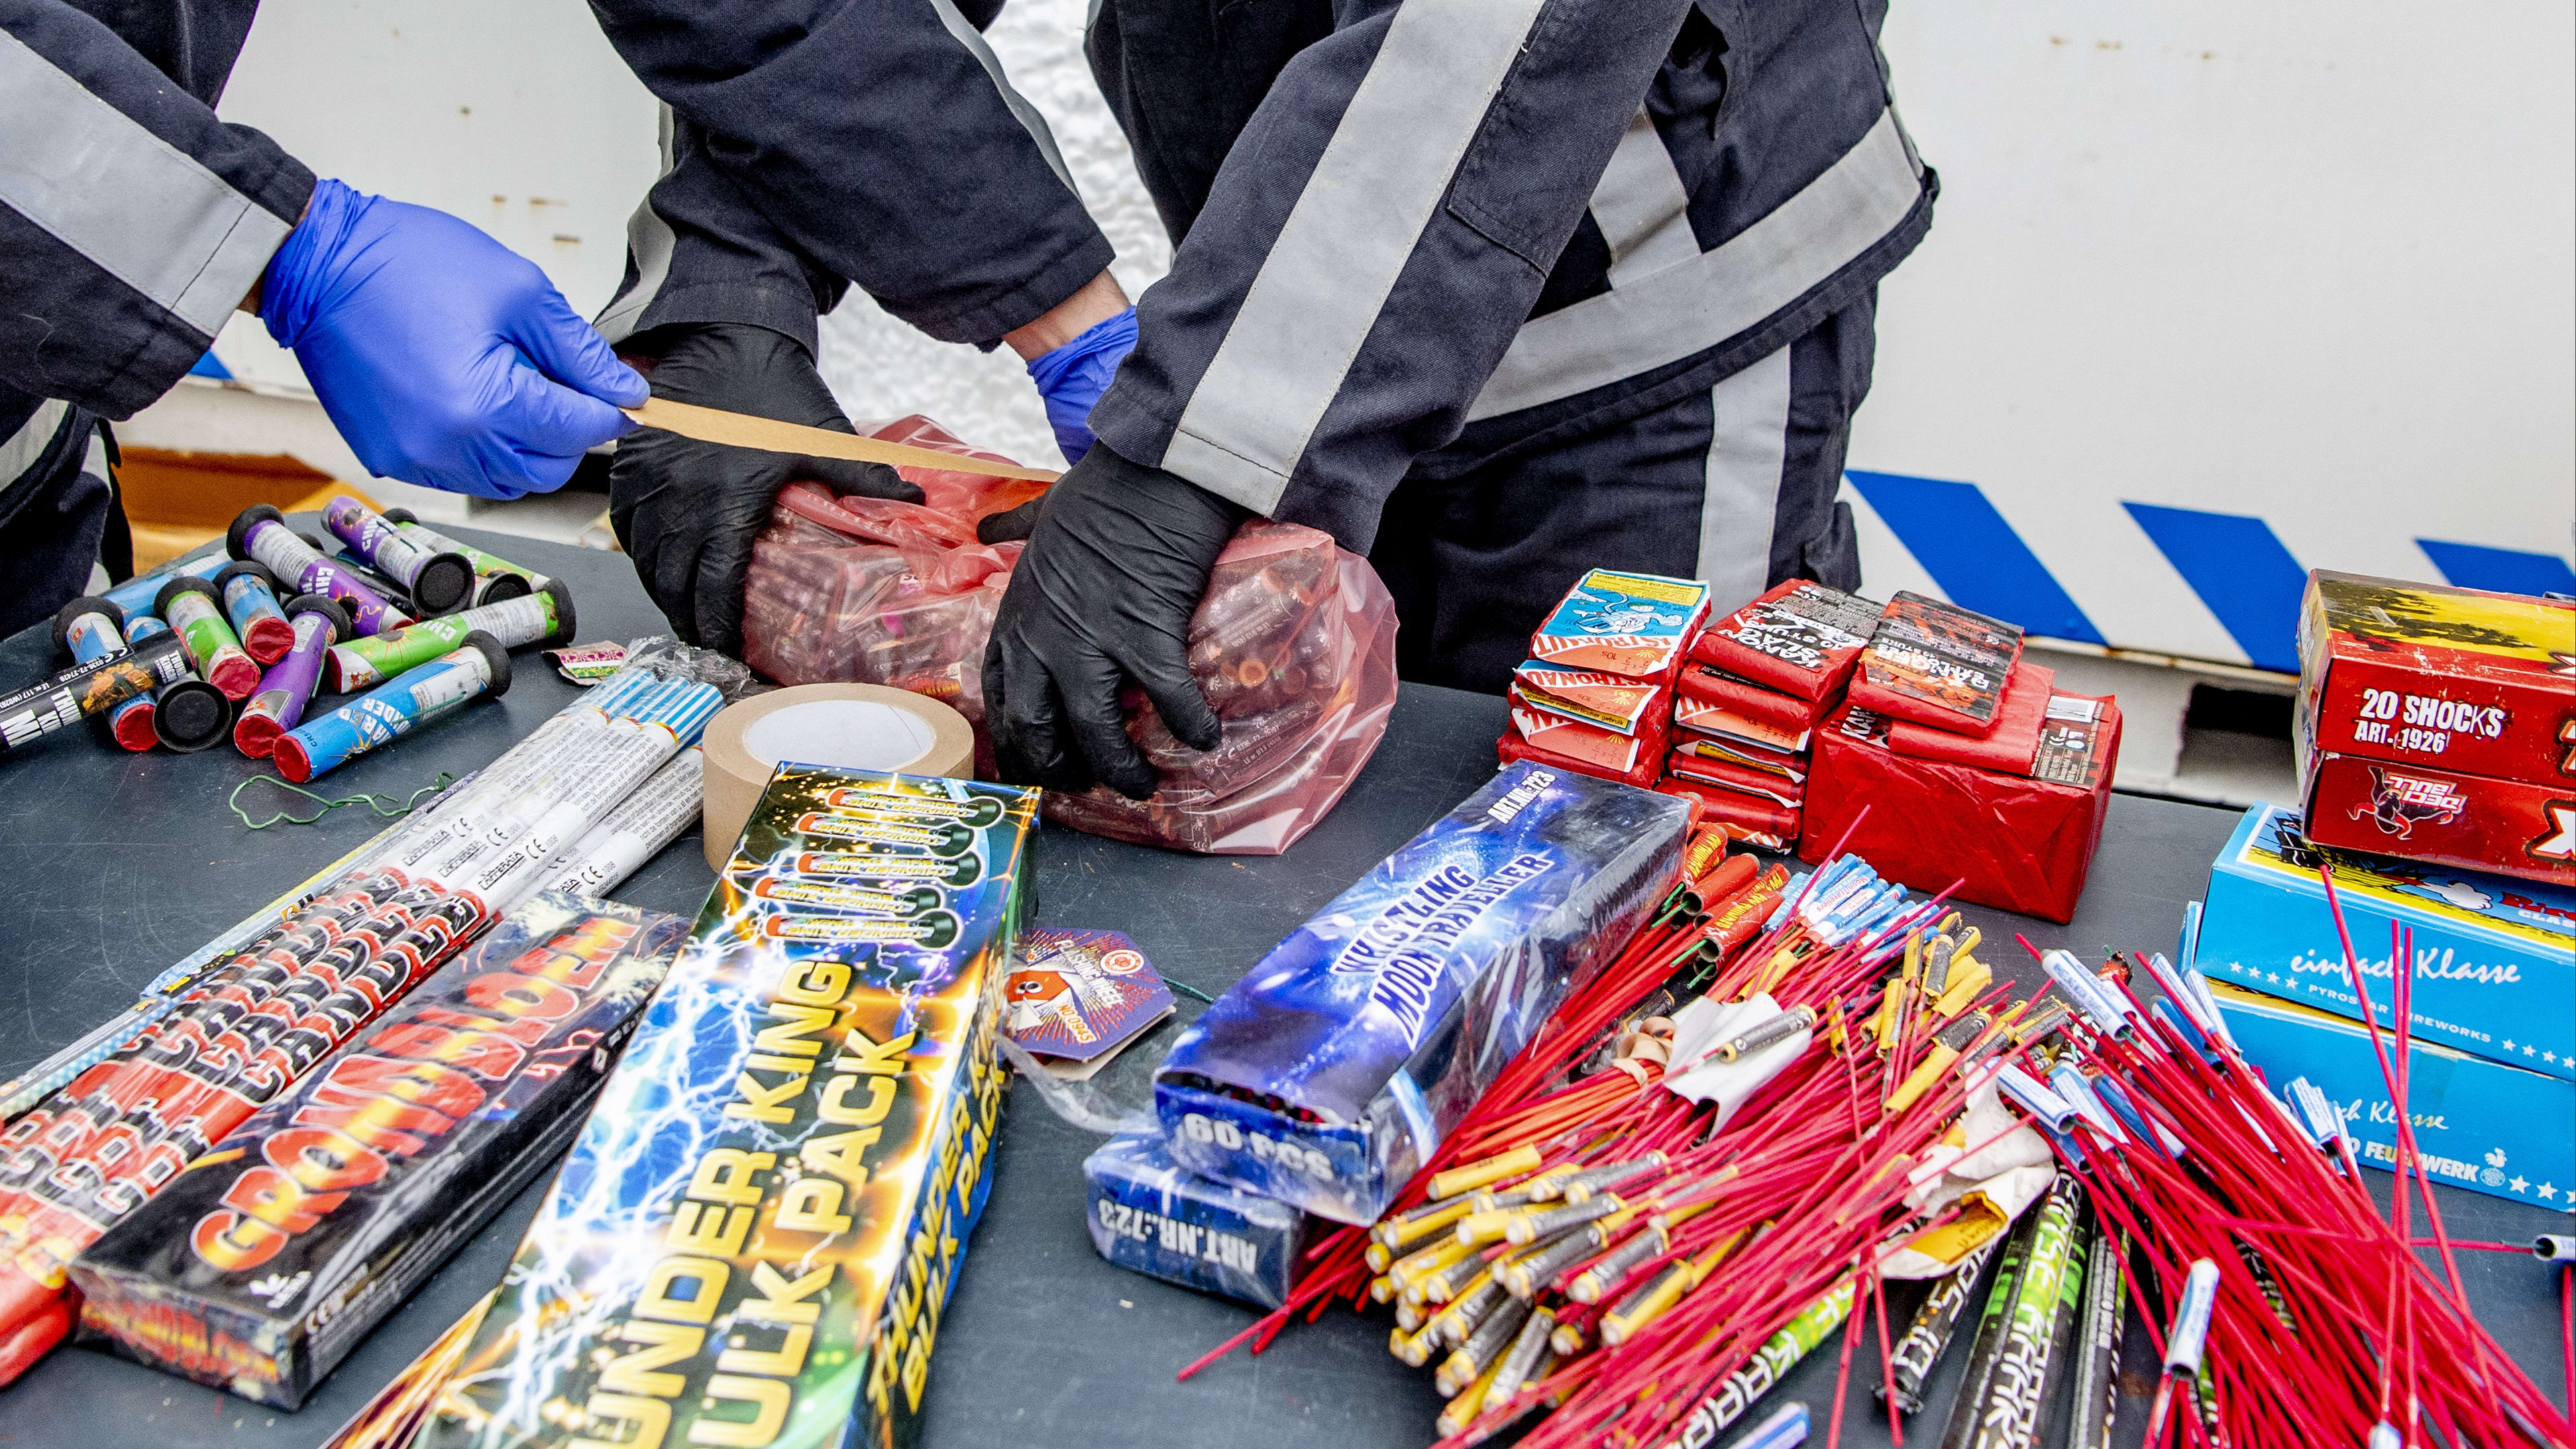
1024, 307, 1136, 466
261, 178, 647, 500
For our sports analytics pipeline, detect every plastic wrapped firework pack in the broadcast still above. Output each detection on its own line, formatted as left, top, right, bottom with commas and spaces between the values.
419, 766, 1038, 1449
739, 417, 1397, 855
1083, 1133, 1317, 1310
69, 895, 689, 1408
1154, 761, 1689, 1224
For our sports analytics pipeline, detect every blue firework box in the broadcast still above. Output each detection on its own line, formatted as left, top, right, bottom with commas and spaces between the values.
1084, 1133, 1318, 1309
1155, 761, 1688, 1224
2190, 803, 2576, 1080
2211, 982, 2573, 1212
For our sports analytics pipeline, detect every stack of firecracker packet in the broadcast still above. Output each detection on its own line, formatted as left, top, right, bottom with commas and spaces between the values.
1664, 581, 1885, 847
1495, 569, 1713, 805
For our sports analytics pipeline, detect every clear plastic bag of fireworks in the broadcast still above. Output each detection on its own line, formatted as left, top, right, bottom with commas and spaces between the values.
740, 417, 1398, 855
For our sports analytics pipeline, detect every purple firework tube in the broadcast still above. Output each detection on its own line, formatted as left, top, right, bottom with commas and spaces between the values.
154, 576, 262, 700
100, 552, 227, 620
0, 632, 191, 756
210, 561, 296, 664
227, 505, 413, 637
234, 595, 353, 759
273, 631, 513, 783
381, 508, 547, 603
323, 578, 575, 692
322, 495, 474, 616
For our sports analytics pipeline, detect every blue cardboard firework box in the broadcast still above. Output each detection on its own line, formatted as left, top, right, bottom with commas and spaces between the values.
2211, 983, 2573, 1213
1083, 1134, 1317, 1309
1155, 762, 1688, 1224
2191, 803, 2576, 1079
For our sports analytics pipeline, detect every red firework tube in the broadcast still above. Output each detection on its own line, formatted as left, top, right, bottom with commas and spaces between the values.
153, 575, 260, 699
234, 595, 352, 757
322, 494, 476, 616
228, 504, 412, 637
211, 560, 298, 663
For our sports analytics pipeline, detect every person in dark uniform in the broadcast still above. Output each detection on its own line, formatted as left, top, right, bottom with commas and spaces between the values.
0, 0, 659, 637
981, 0, 1936, 798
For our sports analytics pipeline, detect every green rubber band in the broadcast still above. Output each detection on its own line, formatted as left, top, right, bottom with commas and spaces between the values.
230, 771, 455, 830
1165, 976, 1217, 1005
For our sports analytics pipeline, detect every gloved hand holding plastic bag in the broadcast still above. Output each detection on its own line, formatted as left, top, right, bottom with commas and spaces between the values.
741, 417, 1395, 854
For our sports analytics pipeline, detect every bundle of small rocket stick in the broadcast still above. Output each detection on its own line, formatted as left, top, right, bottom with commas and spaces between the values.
0, 655, 722, 1384
2029, 865, 2574, 1449
1184, 820, 2088, 1449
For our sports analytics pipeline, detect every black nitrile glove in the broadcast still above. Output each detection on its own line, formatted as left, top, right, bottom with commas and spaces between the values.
610, 323, 922, 653
983, 443, 1246, 799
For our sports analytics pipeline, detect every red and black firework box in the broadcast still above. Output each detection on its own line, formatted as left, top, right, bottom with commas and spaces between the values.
2293, 570, 2576, 883
1684, 580, 1881, 701
1801, 694, 2123, 923
68, 894, 688, 1409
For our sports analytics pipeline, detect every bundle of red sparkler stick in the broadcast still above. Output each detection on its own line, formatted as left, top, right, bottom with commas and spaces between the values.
1179, 826, 2573, 1449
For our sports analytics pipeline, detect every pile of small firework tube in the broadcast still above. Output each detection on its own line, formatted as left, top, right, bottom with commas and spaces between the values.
1178, 824, 2568, 1449
0, 649, 727, 1385
5, 498, 572, 774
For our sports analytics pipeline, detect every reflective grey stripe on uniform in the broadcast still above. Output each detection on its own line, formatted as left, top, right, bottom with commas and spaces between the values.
1693, 345, 1791, 612
0, 400, 72, 489
928, 0, 1078, 194
1163, 0, 1550, 514
1591, 107, 1699, 286
594, 105, 680, 346
0, 32, 290, 339
1468, 109, 1920, 423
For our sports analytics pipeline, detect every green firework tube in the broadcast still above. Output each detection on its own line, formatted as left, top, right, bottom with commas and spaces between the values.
0, 632, 191, 755
380, 508, 549, 602
323, 578, 574, 692
154, 575, 262, 698
1939, 1169, 2087, 1449
1935, 1198, 2042, 1449
1654, 1277, 1858, 1449
2064, 1213, 2126, 1449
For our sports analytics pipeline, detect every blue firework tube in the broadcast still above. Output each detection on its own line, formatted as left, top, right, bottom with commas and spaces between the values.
234, 596, 354, 758
322, 494, 475, 615
272, 631, 513, 782
227, 505, 412, 637
211, 560, 296, 664
100, 552, 227, 619
51, 595, 127, 666
105, 615, 168, 751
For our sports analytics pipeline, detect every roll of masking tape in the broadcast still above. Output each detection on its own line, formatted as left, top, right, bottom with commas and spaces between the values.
700, 684, 975, 869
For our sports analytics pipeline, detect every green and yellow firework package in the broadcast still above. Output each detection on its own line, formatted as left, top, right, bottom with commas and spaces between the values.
420, 767, 1038, 1449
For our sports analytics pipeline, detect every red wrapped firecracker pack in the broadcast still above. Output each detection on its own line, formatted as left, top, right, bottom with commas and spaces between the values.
1886, 661, 2058, 773
1665, 750, 1803, 808
1499, 723, 1662, 790
1686, 580, 1882, 700
1801, 692, 2123, 922
1670, 731, 1807, 786
1658, 778, 1799, 849
2300, 753, 2576, 886
1525, 570, 1711, 682
2294, 570, 2575, 790
1511, 662, 1666, 736
742, 417, 1398, 855
1509, 695, 1669, 778
1847, 592, 2025, 737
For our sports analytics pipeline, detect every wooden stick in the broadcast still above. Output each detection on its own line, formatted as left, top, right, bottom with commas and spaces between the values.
621, 397, 1062, 483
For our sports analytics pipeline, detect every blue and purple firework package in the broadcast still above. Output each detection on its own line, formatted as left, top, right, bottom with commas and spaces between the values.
1154, 762, 1688, 1222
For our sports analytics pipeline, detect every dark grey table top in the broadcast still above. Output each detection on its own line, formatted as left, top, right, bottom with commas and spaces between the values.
0, 524, 2561, 1449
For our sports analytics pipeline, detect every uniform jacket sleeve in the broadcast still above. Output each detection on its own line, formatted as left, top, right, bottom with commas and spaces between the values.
0, 0, 311, 418
587, 0, 1113, 348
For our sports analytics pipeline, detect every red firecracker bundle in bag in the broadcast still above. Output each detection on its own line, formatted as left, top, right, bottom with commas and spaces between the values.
741, 417, 1399, 855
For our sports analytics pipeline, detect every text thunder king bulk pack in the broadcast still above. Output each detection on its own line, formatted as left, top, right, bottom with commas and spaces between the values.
1155, 762, 1688, 1224
420, 769, 1038, 1449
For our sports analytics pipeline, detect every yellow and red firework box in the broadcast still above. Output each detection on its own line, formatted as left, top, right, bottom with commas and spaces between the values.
417, 767, 1038, 1449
